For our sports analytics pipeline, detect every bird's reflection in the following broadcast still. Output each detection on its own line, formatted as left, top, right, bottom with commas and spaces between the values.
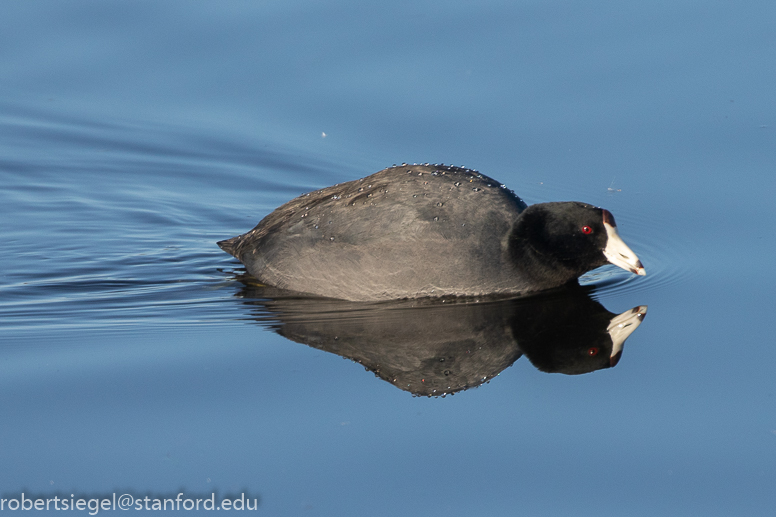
233, 278, 647, 397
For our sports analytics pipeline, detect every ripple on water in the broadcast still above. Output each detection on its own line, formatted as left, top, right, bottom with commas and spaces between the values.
0, 106, 354, 336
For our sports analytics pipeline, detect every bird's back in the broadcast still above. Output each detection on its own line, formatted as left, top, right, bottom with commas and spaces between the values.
219, 164, 529, 300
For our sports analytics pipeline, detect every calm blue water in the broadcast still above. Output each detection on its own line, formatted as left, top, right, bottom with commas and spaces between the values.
2, 1, 775, 516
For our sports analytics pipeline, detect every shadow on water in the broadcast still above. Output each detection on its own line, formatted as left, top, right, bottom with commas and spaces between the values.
230, 278, 647, 397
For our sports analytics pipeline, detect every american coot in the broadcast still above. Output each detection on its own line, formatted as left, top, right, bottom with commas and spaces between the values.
218, 164, 645, 301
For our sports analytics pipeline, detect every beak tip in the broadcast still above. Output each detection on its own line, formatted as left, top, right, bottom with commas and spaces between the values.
602, 221, 646, 278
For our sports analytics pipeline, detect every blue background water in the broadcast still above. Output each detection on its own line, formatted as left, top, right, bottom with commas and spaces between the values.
2, 1, 775, 515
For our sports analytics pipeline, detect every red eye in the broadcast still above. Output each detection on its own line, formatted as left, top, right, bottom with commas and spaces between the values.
587, 347, 599, 357
581, 226, 593, 234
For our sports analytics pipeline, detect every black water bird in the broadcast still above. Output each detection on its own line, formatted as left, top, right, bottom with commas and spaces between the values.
219, 164, 645, 301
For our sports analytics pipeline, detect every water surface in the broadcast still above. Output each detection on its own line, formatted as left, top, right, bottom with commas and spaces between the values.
2, 2, 775, 516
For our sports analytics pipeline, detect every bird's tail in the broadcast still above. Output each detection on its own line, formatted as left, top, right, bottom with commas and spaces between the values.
217, 236, 241, 258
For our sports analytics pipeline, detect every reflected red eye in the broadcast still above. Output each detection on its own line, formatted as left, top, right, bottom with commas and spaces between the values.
581, 226, 593, 234
587, 347, 599, 357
